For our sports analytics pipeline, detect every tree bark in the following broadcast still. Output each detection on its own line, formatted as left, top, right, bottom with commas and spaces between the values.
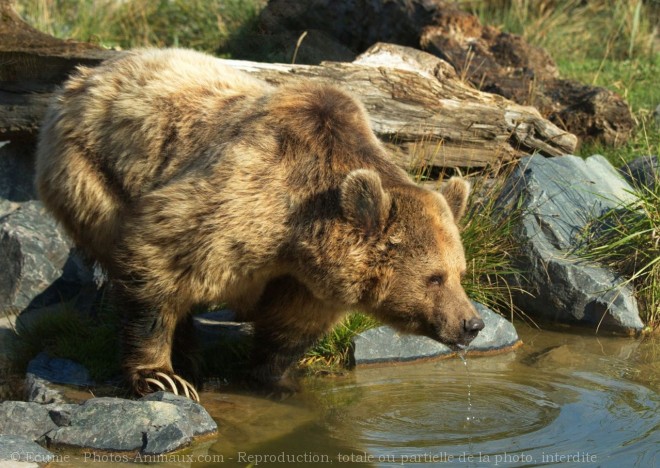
224, 43, 576, 168
0, 0, 114, 141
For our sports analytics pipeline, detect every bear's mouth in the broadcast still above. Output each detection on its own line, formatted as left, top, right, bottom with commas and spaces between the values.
430, 327, 479, 351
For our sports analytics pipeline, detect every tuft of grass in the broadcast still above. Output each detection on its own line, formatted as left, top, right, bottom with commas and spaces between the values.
12, 303, 121, 382
460, 0, 658, 62
579, 168, 660, 330
460, 165, 528, 322
560, 57, 660, 166
302, 313, 378, 373
15, 0, 266, 53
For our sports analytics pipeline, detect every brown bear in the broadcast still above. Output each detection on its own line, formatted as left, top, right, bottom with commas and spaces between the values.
35, 48, 484, 400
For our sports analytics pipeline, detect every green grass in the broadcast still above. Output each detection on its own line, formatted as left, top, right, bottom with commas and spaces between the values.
579, 168, 660, 331
460, 166, 526, 322
16, 0, 266, 53
460, 0, 658, 62
301, 313, 378, 372
559, 57, 660, 165
12, 304, 121, 382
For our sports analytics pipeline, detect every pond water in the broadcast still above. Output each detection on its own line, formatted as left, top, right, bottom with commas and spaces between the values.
57, 324, 658, 467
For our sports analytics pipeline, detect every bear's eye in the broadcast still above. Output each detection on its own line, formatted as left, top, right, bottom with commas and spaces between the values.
428, 274, 446, 286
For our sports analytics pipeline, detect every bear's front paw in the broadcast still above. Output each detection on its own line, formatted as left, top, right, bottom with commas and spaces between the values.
131, 370, 200, 402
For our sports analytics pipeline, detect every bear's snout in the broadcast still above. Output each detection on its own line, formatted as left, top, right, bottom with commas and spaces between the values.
460, 317, 485, 344
464, 317, 485, 333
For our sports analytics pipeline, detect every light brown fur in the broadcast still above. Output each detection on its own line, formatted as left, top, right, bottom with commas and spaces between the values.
36, 48, 483, 396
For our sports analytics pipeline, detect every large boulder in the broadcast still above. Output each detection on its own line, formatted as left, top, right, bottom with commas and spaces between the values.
0, 201, 96, 317
497, 154, 644, 332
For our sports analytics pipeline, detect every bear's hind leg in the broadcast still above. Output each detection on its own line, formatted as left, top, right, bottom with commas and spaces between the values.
248, 276, 344, 397
117, 286, 199, 401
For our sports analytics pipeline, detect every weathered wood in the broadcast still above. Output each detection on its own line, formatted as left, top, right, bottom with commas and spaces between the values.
252, 0, 634, 147
0, 0, 114, 140
0, 0, 576, 169
223, 43, 577, 168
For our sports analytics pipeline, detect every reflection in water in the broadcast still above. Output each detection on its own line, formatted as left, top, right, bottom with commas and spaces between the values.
55, 325, 659, 467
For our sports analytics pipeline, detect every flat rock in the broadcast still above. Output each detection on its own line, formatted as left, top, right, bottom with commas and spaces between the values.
27, 352, 93, 388
24, 374, 65, 405
497, 154, 644, 331
141, 392, 217, 436
47, 393, 217, 454
0, 401, 58, 441
352, 303, 520, 365
194, 309, 253, 345
0, 434, 53, 464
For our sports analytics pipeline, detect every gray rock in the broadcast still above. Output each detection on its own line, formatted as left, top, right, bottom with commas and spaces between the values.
194, 309, 253, 345
141, 392, 217, 435
24, 352, 94, 404
0, 142, 37, 202
352, 304, 519, 365
0, 401, 58, 440
0, 434, 54, 464
24, 374, 64, 405
27, 352, 94, 387
470, 302, 519, 351
620, 155, 658, 190
497, 154, 643, 331
0, 201, 95, 317
47, 394, 217, 454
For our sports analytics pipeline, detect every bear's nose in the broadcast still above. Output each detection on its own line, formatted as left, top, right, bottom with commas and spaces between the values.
464, 317, 485, 333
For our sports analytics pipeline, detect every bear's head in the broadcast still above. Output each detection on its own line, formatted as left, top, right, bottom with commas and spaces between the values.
341, 170, 484, 348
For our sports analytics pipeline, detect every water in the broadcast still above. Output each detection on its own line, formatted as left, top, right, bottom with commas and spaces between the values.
457, 349, 475, 466
56, 324, 659, 467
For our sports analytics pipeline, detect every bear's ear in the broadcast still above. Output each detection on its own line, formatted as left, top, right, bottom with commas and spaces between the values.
440, 177, 470, 222
340, 169, 391, 235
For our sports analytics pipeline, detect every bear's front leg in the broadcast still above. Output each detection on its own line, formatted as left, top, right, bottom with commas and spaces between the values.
115, 284, 200, 401
248, 276, 344, 397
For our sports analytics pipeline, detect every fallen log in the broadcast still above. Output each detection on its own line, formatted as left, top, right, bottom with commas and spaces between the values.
0, 0, 114, 140
252, 0, 634, 147
225, 43, 576, 168
0, 1, 576, 170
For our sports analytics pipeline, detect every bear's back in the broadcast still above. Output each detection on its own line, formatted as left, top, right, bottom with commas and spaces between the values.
43, 48, 271, 201
35, 49, 273, 264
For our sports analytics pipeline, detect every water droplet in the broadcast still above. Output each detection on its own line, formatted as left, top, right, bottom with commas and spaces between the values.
458, 349, 475, 465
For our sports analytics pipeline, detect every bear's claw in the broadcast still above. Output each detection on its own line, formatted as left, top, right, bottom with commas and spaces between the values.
143, 371, 200, 402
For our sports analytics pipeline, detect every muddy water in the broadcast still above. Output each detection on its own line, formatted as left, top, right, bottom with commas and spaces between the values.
57, 324, 658, 467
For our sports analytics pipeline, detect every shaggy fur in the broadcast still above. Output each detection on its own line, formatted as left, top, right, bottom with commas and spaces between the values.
36, 48, 483, 396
